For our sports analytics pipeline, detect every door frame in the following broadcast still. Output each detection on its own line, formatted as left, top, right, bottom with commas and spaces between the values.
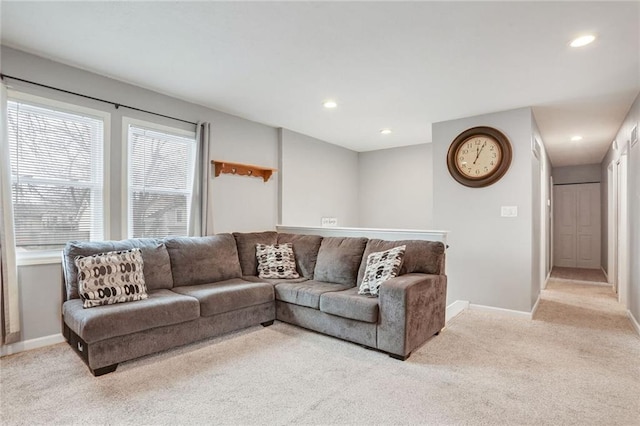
608, 160, 618, 293
616, 151, 630, 308
549, 176, 554, 275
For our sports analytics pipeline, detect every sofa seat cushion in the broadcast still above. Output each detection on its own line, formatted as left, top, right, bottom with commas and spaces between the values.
274, 280, 351, 309
242, 275, 309, 285
63, 289, 200, 344
320, 287, 379, 323
172, 278, 274, 317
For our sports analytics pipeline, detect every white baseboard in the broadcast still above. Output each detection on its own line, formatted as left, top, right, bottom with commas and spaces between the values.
531, 295, 541, 318
543, 270, 551, 289
0, 333, 65, 357
628, 311, 640, 336
446, 300, 469, 323
469, 303, 532, 319
601, 266, 609, 283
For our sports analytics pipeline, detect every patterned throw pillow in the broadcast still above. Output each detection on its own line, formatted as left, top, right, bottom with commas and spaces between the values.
75, 248, 148, 308
358, 245, 406, 297
256, 243, 300, 279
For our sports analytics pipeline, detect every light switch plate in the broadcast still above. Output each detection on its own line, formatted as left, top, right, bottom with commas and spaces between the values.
501, 206, 518, 217
321, 217, 338, 227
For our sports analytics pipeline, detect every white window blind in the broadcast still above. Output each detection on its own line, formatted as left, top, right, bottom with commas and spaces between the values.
7, 100, 105, 250
127, 124, 196, 238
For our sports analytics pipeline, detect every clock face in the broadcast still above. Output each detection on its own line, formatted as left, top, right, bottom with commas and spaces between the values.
454, 135, 502, 179
446, 126, 512, 188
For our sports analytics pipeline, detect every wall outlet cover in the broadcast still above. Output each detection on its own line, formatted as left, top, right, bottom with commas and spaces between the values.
321, 217, 338, 227
501, 206, 518, 217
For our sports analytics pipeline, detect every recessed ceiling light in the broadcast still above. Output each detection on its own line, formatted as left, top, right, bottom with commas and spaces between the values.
380, 128, 392, 135
571, 135, 583, 141
323, 100, 337, 109
570, 34, 595, 48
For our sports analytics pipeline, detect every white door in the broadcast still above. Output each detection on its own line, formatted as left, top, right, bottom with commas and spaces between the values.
554, 185, 577, 267
575, 183, 601, 268
553, 183, 601, 268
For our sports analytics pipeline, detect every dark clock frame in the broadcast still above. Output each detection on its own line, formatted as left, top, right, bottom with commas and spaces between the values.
446, 126, 512, 188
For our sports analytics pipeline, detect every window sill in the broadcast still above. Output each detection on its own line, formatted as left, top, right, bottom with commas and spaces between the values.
16, 250, 63, 266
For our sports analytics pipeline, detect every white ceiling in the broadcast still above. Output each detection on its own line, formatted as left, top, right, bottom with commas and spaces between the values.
1, 1, 638, 167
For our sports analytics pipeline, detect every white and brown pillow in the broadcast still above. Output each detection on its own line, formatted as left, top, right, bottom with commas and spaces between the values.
358, 245, 406, 297
75, 248, 148, 308
256, 243, 300, 279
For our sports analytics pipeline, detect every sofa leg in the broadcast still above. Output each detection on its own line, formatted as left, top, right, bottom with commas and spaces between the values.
261, 320, 274, 327
91, 364, 118, 376
389, 353, 410, 361
435, 330, 440, 336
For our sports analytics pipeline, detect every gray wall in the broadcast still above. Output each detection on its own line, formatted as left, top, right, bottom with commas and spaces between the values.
433, 107, 536, 312
2, 46, 282, 343
553, 164, 601, 185
600, 93, 640, 322
17, 264, 63, 341
279, 128, 359, 227
531, 114, 553, 306
2, 46, 279, 236
358, 144, 434, 229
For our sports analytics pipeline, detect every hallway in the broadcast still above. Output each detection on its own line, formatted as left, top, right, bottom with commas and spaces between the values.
535, 267, 634, 332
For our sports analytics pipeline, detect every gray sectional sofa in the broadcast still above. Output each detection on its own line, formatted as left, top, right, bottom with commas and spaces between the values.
61, 231, 447, 376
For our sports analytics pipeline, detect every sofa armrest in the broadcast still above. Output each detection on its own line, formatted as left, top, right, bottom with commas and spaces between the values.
377, 273, 447, 357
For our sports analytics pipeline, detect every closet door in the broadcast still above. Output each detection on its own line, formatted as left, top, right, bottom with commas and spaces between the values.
553, 183, 600, 269
554, 185, 577, 267
575, 183, 600, 268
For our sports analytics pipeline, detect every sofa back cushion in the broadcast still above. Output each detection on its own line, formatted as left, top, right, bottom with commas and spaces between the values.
356, 239, 446, 285
313, 237, 367, 286
62, 239, 173, 301
233, 231, 278, 276
277, 233, 323, 279
165, 234, 242, 286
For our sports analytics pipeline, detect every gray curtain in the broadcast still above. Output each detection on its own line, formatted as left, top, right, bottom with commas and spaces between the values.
0, 83, 20, 344
188, 122, 213, 236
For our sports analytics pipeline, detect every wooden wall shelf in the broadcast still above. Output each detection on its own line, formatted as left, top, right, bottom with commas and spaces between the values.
212, 160, 277, 182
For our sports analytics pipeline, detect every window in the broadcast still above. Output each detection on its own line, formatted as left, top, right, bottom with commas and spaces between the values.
7, 97, 107, 251
126, 121, 196, 238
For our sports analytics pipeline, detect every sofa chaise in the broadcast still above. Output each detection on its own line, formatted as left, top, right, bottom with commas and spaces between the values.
61, 231, 447, 376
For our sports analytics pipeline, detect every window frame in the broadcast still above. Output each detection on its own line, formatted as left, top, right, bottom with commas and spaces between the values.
7, 90, 111, 265
121, 117, 197, 240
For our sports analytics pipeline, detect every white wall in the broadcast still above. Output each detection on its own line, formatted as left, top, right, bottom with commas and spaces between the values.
553, 164, 601, 185
279, 128, 359, 227
358, 144, 433, 229
2, 46, 281, 345
433, 108, 535, 312
600, 93, 640, 323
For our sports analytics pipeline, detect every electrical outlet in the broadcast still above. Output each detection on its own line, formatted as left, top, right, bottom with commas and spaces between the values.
501, 206, 518, 217
321, 217, 338, 227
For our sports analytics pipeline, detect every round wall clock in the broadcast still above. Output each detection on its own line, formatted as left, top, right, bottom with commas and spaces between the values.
446, 126, 512, 188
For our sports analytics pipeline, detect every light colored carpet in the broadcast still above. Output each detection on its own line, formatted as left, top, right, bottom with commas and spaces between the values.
2, 275, 639, 425
550, 266, 608, 284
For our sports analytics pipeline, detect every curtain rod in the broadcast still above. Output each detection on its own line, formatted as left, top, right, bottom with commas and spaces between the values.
0, 73, 198, 126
